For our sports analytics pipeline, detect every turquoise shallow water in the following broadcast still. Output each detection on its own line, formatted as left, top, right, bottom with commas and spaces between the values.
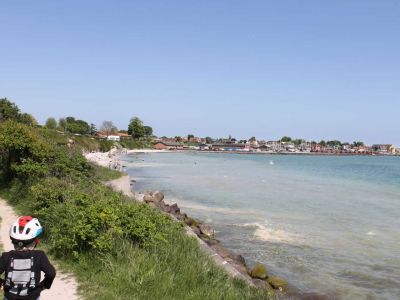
122, 153, 400, 300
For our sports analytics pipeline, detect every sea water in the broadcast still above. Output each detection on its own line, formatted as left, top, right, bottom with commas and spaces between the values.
122, 153, 400, 300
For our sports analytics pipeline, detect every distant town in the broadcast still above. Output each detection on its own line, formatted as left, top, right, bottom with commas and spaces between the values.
98, 132, 398, 156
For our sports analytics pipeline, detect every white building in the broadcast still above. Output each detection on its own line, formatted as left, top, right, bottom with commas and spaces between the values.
107, 135, 120, 142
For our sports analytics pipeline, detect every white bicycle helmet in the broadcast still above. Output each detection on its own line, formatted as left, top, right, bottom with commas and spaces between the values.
9, 216, 43, 246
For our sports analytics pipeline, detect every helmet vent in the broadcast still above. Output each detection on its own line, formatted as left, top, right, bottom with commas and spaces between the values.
26, 228, 31, 234
13, 226, 16, 233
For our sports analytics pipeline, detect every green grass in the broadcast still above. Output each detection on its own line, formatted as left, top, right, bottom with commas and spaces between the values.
91, 164, 124, 181
51, 234, 268, 300
0, 185, 269, 300
119, 139, 152, 149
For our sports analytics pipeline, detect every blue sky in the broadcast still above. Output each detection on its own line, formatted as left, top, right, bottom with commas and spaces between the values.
1, 1, 399, 145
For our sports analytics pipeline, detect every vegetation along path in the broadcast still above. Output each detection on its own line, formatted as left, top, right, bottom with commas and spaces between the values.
0, 198, 79, 300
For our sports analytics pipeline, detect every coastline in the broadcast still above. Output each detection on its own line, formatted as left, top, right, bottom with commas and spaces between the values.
84, 150, 298, 296
123, 148, 399, 157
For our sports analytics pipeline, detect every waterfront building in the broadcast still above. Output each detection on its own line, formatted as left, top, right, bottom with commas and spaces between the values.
372, 144, 396, 154
107, 135, 120, 142
211, 143, 249, 151
153, 141, 183, 150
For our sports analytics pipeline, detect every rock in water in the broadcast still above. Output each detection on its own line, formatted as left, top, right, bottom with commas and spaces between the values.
184, 217, 197, 227
199, 224, 214, 238
169, 203, 180, 214
267, 276, 288, 290
192, 226, 201, 236
143, 194, 154, 203
153, 191, 164, 202
233, 254, 246, 266
250, 262, 268, 279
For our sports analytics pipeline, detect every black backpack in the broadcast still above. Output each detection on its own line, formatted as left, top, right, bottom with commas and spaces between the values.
4, 256, 37, 296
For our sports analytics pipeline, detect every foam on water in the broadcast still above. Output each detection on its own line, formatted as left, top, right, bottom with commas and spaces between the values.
164, 197, 260, 216
238, 222, 303, 244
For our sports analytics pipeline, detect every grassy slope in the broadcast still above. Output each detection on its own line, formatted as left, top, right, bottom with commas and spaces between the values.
0, 123, 269, 300
0, 182, 267, 300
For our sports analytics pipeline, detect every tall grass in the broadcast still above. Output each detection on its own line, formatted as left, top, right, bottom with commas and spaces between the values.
57, 234, 268, 300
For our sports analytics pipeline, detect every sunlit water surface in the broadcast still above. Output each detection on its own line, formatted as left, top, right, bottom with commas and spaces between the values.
122, 153, 400, 300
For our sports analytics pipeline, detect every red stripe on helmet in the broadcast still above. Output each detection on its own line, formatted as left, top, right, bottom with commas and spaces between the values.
18, 216, 33, 227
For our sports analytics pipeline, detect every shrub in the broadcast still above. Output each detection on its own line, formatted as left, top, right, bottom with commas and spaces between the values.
26, 177, 175, 258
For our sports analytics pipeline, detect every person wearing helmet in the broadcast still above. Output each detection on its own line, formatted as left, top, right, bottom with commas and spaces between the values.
0, 216, 56, 300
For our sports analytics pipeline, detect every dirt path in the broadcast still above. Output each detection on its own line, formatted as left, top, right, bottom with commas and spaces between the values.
0, 198, 79, 300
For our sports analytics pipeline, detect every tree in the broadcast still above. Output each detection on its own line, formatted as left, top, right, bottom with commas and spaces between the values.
293, 139, 305, 146
128, 117, 145, 139
249, 137, 257, 142
352, 141, 364, 147
90, 123, 97, 136
64, 117, 90, 134
187, 134, 194, 141
205, 137, 213, 144
327, 140, 341, 147
0, 98, 20, 121
19, 113, 38, 126
45, 117, 58, 129
281, 136, 292, 143
101, 121, 117, 136
59, 118, 67, 132
144, 126, 153, 137
319, 140, 326, 146
175, 136, 183, 142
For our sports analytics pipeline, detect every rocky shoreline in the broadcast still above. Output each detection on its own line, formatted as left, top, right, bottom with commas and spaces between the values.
135, 191, 335, 300
86, 149, 333, 300
137, 190, 289, 294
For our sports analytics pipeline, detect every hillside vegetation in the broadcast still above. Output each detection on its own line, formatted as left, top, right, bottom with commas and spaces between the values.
0, 100, 268, 299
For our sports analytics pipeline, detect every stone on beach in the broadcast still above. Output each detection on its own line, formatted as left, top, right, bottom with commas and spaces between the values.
168, 203, 180, 214
184, 216, 197, 227
143, 194, 154, 202
267, 275, 288, 290
250, 262, 268, 279
252, 278, 267, 288
199, 224, 214, 238
152, 190, 164, 202
191, 226, 201, 236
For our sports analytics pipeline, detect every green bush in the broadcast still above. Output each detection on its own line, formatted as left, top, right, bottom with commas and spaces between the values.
98, 140, 114, 152
7, 175, 175, 258
119, 139, 152, 149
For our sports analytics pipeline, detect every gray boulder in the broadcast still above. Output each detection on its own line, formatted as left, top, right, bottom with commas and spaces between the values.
192, 226, 201, 236
169, 203, 180, 214
143, 194, 154, 203
267, 276, 288, 290
250, 262, 268, 279
152, 191, 164, 202
199, 224, 214, 238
